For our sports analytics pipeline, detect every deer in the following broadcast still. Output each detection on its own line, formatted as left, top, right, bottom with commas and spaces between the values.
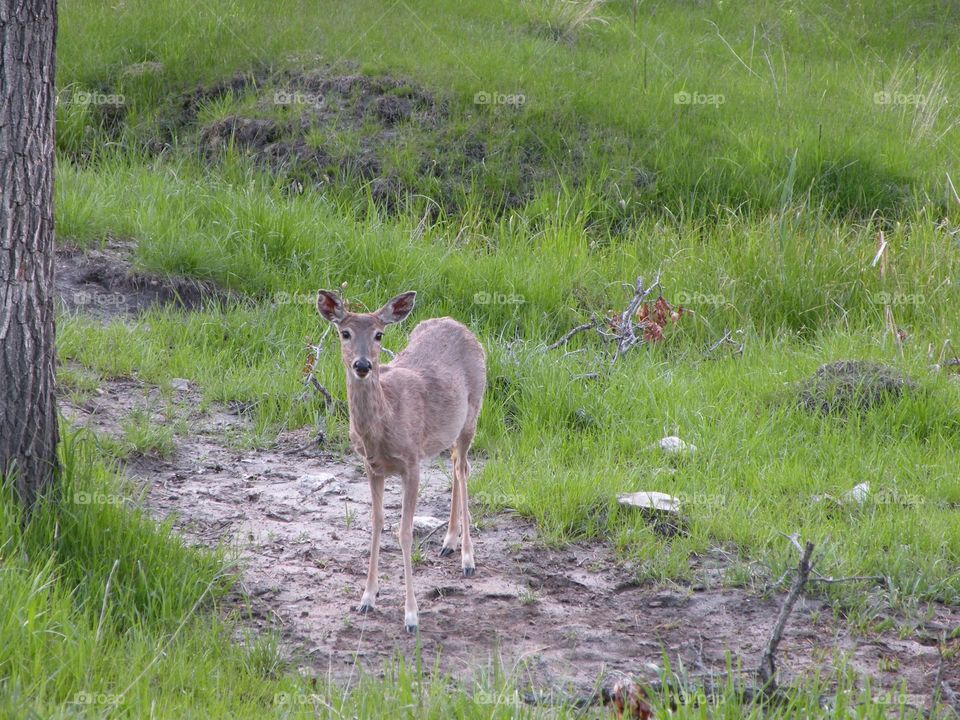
316, 290, 486, 633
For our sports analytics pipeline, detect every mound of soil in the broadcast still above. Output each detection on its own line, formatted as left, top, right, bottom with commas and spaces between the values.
56, 240, 229, 320
160, 67, 596, 216
797, 360, 916, 415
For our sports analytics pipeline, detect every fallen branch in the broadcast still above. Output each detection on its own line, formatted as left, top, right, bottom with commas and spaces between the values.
758, 540, 815, 688
544, 319, 599, 351
705, 328, 744, 357
416, 519, 449, 552
612, 273, 662, 363
543, 271, 685, 366
807, 574, 887, 587
300, 325, 335, 409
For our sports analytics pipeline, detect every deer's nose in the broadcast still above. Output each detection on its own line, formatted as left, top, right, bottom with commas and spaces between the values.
353, 358, 372, 375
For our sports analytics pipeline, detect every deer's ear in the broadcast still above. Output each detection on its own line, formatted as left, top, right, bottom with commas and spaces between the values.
376, 291, 416, 324
316, 290, 347, 323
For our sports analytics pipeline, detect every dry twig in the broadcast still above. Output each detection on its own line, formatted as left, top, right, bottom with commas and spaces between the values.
758, 540, 815, 688
543, 272, 682, 367
544, 319, 599, 351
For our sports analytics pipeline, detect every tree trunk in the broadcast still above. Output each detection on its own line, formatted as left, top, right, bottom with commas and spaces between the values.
0, 0, 59, 506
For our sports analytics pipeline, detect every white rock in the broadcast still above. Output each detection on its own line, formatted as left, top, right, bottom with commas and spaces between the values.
299, 473, 339, 494
659, 435, 696, 454
617, 491, 681, 514
170, 377, 190, 391
844, 482, 870, 504
412, 515, 446, 534
813, 482, 870, 505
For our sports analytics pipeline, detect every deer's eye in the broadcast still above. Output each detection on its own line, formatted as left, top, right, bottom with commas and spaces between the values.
341, 330, 351, 340
374, 332, 383, 342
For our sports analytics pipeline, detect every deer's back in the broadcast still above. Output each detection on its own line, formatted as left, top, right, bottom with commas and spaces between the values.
389, 317, 485, 402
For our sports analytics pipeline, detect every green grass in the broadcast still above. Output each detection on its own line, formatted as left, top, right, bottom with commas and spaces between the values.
57, 0, 960, 217
54, 155, 960, 606
9, 0, 959, 715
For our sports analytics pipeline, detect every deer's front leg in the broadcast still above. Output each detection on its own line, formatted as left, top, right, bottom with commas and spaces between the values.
399, 463, 420, 632
359, 467, 385, 613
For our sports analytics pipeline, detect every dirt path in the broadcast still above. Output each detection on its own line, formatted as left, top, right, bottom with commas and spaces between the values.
59, 373, 959, 706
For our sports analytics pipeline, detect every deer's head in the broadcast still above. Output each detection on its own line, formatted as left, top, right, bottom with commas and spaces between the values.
316, 290, 416, 381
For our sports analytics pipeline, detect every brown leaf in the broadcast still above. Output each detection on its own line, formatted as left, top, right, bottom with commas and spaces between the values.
607, 310, 623, 331
652, 295, 671, 326
302, 344, 318, 376
611, 680, 655, 719
642, 323, 664, 343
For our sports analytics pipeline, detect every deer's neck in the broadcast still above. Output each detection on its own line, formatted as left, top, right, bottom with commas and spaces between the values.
346, 376, 391, 453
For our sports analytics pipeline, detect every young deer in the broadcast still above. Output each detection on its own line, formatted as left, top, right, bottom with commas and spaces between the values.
316, 290, 486, 632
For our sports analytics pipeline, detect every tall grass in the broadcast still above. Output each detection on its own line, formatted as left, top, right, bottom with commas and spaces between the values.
56, 0, 960, 217
54, 154, 960, 605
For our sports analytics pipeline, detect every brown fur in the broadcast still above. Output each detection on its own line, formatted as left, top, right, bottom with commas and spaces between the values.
317, 290, 486, 631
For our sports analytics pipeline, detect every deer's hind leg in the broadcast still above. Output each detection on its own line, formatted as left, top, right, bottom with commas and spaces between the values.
453, 427, 476, 577
440, 448, 462, 558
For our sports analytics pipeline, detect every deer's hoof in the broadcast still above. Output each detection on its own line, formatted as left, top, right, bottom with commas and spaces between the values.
439, 546, 455, 557
358, 603, 375, 614
463, 566, 476, 577
404, 623, 418, 634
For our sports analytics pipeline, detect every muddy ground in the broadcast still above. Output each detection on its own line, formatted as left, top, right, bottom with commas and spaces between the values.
56, 245, 959, 710
56, 239, 228, 319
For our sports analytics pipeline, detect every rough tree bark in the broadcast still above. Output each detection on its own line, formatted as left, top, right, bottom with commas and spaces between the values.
0, 0, 59, 506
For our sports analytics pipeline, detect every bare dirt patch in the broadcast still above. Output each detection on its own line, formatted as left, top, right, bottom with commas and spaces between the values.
58, 373, 960, 707
56, 239, 229, 320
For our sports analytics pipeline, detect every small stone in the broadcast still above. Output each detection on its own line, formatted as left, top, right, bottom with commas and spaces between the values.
300, 473, 339, 494
617, 492, 681, 514
844, 482, 870, 504
659, 436, 696, 454
170, 377, 190, 391
412, 515, 445, 535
